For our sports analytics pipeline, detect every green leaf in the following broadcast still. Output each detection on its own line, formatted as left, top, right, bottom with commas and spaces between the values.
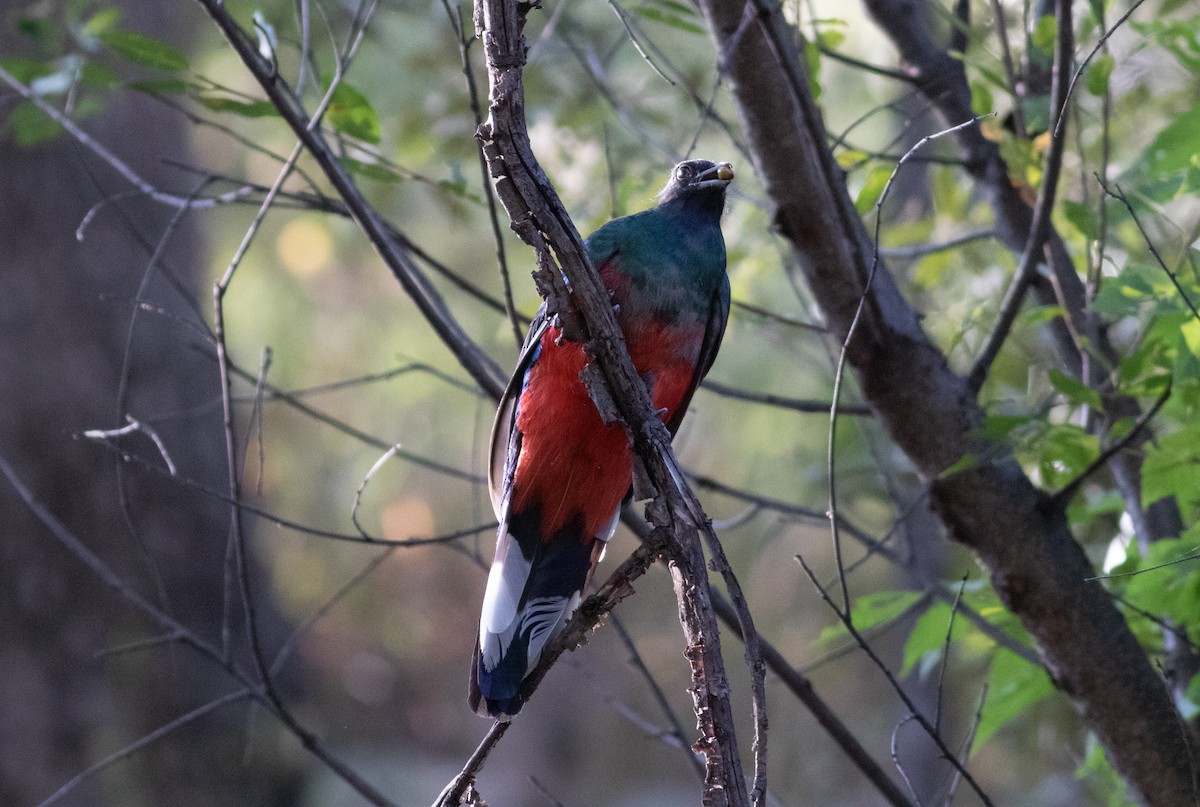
1061, 199, 1098, 240
1131, 19, 1200, 74
939, 451, 981, 479
197, 96, 278, 118
1181, 317, 1200, 360
81, 7, 122, 39
979, 413, 1034, 442
341, 157, 403, 183
436, 179, 482, 203
1092, 267, 1154, 318
1182, 154, 1200, 198
1067, 489, 1126, 529
1048, 369, 1103, 409
852, 590, 923, 630
901, 601, 952, 677
976, 648, 1055, 747
1018, 94, 1051, 138
633, 6, 705, 34
0, 57, 53, 83
98, 29, 189, 71
1185, 670, 1200, 716
1035, 424, 1100, 486
817, 29, 845, 49
1030, 16, 1058, 54
1143, 105, 1200, 176
5, 99, 62, 146
1086, 52, 1115, 96
1077, 732, 1136, 807
325, 80, 381, 144
835, 149, 869, 168
80, 62, 119, 90
1018, 304, 1065, 326
816, 590, 923, 647
969, 80, 994, 117
130, 77, 192, 96
803, 36, 822, 101
1142, 423, 1200, 508
854, 164, 891, 213
17, 16, 57, 52
640, 0, 699, 16
1124, 528, 1200, 623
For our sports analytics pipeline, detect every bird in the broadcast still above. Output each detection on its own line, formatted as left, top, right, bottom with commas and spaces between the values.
470, 159, 735, 719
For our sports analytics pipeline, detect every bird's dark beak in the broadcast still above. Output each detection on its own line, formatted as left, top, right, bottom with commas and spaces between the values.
696, 162, 734, 189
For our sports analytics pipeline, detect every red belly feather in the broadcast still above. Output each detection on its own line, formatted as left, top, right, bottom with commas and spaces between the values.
512, 319, 705, 541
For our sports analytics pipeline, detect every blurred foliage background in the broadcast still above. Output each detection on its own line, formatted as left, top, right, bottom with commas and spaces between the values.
2, 0, 1199, 804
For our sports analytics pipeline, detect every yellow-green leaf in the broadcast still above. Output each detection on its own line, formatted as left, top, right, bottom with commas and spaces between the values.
1086, 53, 1114, 96
325, 80, 381, 144
99, 29, 188, 71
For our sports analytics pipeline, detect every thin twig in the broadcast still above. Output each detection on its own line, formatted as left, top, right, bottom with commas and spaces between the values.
212, 136, 308, 703
817, 44, 916, 84
1051, 0, 1148, 139
270, 547, 398, 676
37, 690, 252, 807
935, 578, 968, 735
93, 632, 185, 660
194, 0, 506, 398
438, 0, 524, 348
731, 299, 825, 332
350, 445, 403, 538
84, 435, 494, 545
612, 615, 706, 781
706, 585, 915, 806
879, 229, 995, 260
245, 347, 272, 496
83, 416, 178, 475
797, 554, 995, 807
606, 0, 676, 85
0, 64, 255, 214
828, 115, 986, 620
890, 714, 924, 807
968, 0, 1075, 393
1098, 179, 1200, 322
987, 0, 1024, 138
1048, 380, 1173, 509
702, 379, 872, 416
434, 722, 510, 807
212, 352, 485, 483
0, 454, 399, 807
943, 684, 988, 806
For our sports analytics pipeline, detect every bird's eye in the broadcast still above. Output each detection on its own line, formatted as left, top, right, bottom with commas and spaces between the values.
676, 164, 693, 182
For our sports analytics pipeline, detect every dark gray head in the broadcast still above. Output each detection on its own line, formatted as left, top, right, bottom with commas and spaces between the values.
657, 160, 735, 208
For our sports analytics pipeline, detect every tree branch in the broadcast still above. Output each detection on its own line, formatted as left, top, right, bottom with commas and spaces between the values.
694, 0, 1199, 801
470, 0, 767, 801
0, 455, 400, 807
193, 0, 506, 399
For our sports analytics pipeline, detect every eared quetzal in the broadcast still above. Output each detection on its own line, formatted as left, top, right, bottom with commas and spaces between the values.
471, 159, 735, 719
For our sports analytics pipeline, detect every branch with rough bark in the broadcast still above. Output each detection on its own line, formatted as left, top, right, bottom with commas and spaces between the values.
194, 0, 505, 400
691, 0, 1198, 802
861, 0, 1184, 550
470, 0, 764, 802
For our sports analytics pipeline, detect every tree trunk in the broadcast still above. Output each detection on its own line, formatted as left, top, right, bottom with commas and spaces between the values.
0, 4, 299, 805
691, 0, 1199, 803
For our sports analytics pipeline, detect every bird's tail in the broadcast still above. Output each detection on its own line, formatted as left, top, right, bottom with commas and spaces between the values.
469, 507, 609, 719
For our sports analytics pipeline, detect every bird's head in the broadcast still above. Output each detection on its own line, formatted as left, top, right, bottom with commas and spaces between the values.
657, 160, 735, 207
